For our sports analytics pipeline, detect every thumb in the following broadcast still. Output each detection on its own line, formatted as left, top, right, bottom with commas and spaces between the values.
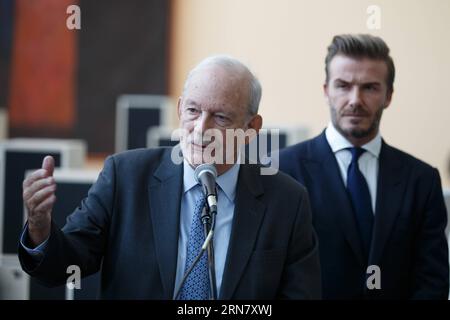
42, 156, 55, 177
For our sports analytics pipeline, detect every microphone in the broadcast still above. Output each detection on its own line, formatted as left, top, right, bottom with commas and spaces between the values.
194, 163, 218, 300
194, 163, 218, 216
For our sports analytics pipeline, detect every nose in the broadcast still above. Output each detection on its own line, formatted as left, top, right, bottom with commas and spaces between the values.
193, 111, 213, 136
349, 86, 363, 108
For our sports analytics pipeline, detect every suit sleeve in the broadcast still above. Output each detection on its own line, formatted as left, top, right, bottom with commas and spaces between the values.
18, 155, 116, 287
411, 168, 449, 299
278, 186, 322, 299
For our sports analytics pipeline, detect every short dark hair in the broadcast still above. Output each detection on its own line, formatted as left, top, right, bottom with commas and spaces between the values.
325, 34, 395, 93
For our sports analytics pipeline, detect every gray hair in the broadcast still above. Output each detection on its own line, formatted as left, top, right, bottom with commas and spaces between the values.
182, 55, 262, 115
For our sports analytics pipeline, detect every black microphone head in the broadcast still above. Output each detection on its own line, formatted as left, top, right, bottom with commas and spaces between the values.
194, 164, 217, 198
194, 163, 217, 184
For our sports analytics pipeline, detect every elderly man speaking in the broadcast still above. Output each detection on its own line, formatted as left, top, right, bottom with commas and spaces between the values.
20, 55, 321, 300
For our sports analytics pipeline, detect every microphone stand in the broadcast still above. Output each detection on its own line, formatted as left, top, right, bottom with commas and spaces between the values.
172, 200, 218, 300
201, 205, 218, 300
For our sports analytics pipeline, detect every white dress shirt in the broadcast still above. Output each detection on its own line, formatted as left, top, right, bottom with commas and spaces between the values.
325, 122, 382, 213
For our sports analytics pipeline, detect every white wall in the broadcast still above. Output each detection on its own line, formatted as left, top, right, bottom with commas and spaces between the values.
170, 0, 450, 187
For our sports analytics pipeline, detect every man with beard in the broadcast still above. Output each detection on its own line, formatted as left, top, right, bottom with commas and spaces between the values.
279, 34, 449, 299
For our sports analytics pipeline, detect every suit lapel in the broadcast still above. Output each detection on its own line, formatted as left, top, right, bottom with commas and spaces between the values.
370, 142, 407, 264
148, 147, 183, 298
306, 132, 365, 266
219, 164, 266, 299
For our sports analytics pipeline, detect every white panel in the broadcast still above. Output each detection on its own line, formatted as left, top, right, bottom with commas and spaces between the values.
0, 139, 86, 260
0, 260, 29, 300
115, 94, 175, 153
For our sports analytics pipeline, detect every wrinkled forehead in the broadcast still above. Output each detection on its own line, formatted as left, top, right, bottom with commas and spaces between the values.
183, 65, 250, 107
186, 65, 248, 89
328, 55, 389, 84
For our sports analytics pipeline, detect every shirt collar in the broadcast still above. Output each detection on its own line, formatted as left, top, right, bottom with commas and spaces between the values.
183, 160, 240, 202
325, 122, 382, 158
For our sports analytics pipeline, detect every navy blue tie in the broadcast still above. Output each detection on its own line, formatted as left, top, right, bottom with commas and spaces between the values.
179, 193, 210, 300
346, 147, 374, 262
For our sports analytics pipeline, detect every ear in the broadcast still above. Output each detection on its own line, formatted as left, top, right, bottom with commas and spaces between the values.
177, 97, 182, 119
323, 83, 330, 104
247, 114, 262, 132
245, 114, 263, 144
384, 89, 393, 110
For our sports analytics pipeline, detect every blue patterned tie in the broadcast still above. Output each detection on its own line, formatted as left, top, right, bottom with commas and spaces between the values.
346, 147, 374, 262
179, 193, 210, 300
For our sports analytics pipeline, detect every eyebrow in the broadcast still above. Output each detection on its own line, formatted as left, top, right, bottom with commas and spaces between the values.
362, 82, 381, 87
334, 78, 381, 86
183, 99, 238, 118
184, 99, 201, 107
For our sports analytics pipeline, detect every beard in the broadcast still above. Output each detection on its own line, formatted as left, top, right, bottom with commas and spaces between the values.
331, 105, 384, 140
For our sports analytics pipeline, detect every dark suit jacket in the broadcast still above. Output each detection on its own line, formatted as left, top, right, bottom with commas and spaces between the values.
19, 147, 321, 299
279, 131, 449, 299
